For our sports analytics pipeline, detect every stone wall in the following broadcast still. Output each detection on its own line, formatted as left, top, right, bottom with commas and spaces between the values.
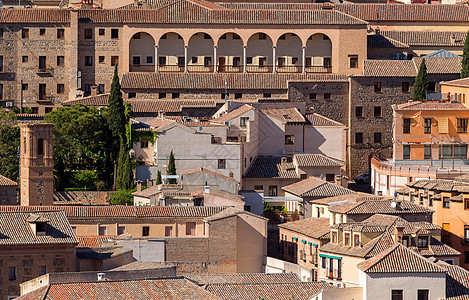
53, 190, 114, 205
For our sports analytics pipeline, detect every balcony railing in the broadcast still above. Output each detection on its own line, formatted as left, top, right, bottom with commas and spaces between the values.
217, 65, 243, 73
129, 64, 155, 72
246, 65, 274, 73
187, 65, 214, 73
158, 65, 185, 73
37, 67, 54, 74
305, 66, 332, 73
277, 65, 303, 73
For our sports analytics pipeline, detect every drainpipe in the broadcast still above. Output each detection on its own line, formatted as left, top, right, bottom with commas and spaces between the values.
347, 76, 353, 179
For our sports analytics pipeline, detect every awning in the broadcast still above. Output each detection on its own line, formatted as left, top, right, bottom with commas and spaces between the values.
313, 243, 318, 247
293, 237, 298, 241
301, 239, 307, 243
319, 253, 342, 260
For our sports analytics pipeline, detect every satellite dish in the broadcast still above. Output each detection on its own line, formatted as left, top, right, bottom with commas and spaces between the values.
391, 201, 397, 209
199, 126, 203, 131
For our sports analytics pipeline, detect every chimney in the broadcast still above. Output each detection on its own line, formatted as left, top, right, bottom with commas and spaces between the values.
280, 157, 287, 172
394, 219, 405, 244
450, 33, 456, 44
146, 179, 153, 187
158, 111, 165, 120
91, 85, 97, 97
136, 180, 142, 193
375, 27, 380, 35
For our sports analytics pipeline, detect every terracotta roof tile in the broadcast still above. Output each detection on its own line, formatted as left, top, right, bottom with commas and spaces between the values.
121, 73, 348, 90
186, 273, 300, 286
357, 243, 445, 273
441, 77, 469, 88
260, 107, 306, 123
381, 31, 466, 47
329, 199, 433, 215
181, 167, 238, 182
212, 105, 254, 123
367, 33, 409, 48
278, 217, 330, 239
282, 177, 353, 198
77, 235, 117, 247
204, 207, 267, 222
414, 57, 462, 74
244, 156, 298, 179
205, 281, 336, 300
393, 101, 468, 111
363, 59, 416, 77
0, 174, 17, 186
293, 154, 344, 168
0, 9, 70, 23
0, 210, 77, 246
110, 261, 172, 271
305, 113, 344, 127
436, 261, 469, 300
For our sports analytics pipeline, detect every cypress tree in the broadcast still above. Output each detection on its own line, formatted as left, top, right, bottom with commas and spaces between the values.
412, 59, 429, 102
461, 30, 469, 78
156, 169, 162, 185
115, 138, 125, 190
121, 148, 133, 190
167, 150, 177, 184
108, 65, 126, 147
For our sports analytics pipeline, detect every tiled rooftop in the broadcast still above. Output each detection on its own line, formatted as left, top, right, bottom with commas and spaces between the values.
0, 205, 226, 219
357, 243, 445, 274
328, 199, 433, 215
278, 217, 330, 239
363, 57, 462, 77
305, 113, 344, 127
320, 231, 395, 258
204, 207, 267, 222
436, 261, 469, 300
260, 107, 306, 123
110, 261, 172, 271
0, 174, 17, 186
244, 156, 298, 179
381, 31, 466, 47
212, 104, 254, 123
205, 281, 336, 300
441, 77, 469, 88
282, 177, 354, 198
186, 273, 300, 286
293, 154, 344, 168
0, 211, 77, 246
181, 167, 238, 182
77, 235, 117, 248
367, 33, 409, 48
393, 101, 468, 111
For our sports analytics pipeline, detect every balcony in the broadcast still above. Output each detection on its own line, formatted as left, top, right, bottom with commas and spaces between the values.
305, 66, 332, 73
187, 65, 215, 73
129, 64, 155, 72
158, 65, 185, 73
218, 65, 243, 73
37, 67, 54, 74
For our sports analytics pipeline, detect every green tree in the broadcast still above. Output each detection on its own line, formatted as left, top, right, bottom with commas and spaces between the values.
115, 138, 125, 190
461, 30, 469, 78
156, 169, 162, 185
124, 102, 133, 148
108, 65, 126, 152
109, 189, 135, 206
44, 104, 113, 189
122, 147, 133, 190
167, 150, 177, 184
0, 110, 19, 181
412, 59, 429, 101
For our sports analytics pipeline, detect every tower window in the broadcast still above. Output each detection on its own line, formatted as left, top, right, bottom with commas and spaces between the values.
37, 138, 44, 156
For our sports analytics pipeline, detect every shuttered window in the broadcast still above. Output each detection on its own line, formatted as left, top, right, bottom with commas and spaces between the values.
438, 117, 449, 134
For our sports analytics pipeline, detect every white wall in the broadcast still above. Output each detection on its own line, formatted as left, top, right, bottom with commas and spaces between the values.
305, 125, 346, 161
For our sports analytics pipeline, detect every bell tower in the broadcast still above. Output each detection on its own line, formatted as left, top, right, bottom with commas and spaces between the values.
20, 123, 54, 206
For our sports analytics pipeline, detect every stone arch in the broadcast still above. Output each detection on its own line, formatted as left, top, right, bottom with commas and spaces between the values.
129, 32, 156, 72
305, 33, 333, 73
187, 32, 215, 72
216, 32, 243, 73
158, 32, 185, 71
246, 32, 273, 73
276, 33, 302, 73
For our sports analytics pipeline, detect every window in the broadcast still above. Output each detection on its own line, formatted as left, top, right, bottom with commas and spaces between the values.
218, 159, 226, 169
39, 28, 46, 36
22, 56, 28, 63
177, 57, 185, 66
429, 82, 436, 93
0, 84, 2, 100
84, 28, 92, 39
285, 135, 294, 145
321, 256, 327, 269
141, 139, 149, 148
466, 251, 469, 264
259, 33, 267, 40
354, 234, 360, 247
186, 222, 196, 236
8, 266, 17, 281
348, 55, 358, 68
418, 236, 428, 248
39, 265, 47, 276
172, 93, 180, 99
277, 57, 285, 67
326, 174, 335, 182
263, 93, 271, 98
309, 93, 317, 100
332, 231, 338, 243
374, 82, 382, 93
423, 118, 432, 133
98, 225, 107, 236
99, 56, 105, 64
85, 56, 93, 66
344, 233, 350, 246
57, 84, 64, 94
355, 132, 363, 144
22, 83, 28, 91
443, 223, 451, 244
203, 56, 211, 66
99, 28, 105, 36
443, 197, 450, 208
403, 118, 411, 133
142, 226, 150, 236
111, 29, 118, 39
0, 28, 3, 38
98, 84, 104, 94
403, 145, 410, 159
458, 118, 468, 133
374, 132, 382, 143
57, 56, 64, 66
300, 174, 307, 179
246, 57, 253, 64
39, 84, 46, 100
392, 290, 403, 300
268, 185, 278, 196
233, 57, 241, 66
465, 225, 469, 243
424, 145, 431, 159
22, 28, 29, 39
374, 106, 381, 117
465, 198, 469, 210
133, 56, 141, 65
402, 82, 410, 93
191, 57, 198, 64
111, 56, 119, 66
159, 93, 166, 99
417, 290, 429, 300
355, 106, 363, 117
221, 93, 229, 100
259, 57, 266, 66
128, 92, 136, 99
165, 226, 173, 237
324, 93, 331, 100
117, 225, 125, 235
240, 117, 249, 127
254, 185, 263, 192
234, 93, 242, 99
57, 28, 64, 39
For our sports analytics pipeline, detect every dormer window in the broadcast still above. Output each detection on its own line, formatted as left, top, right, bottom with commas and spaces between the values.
344, 232, 351, 246
26, 214, 49, 236
353, 233, 361, 247
36, 222, 47, 236
417, 236, 429, 249
402, 235, 410, 247
332, 231, 338, 244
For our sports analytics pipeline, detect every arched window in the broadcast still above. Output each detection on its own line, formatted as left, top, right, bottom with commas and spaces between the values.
23, 137, 27, 153
37, 138, 44, 156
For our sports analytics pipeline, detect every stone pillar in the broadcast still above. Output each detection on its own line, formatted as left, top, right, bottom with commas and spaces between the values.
213, 45, 217, 73
302, 46, 306, 74
272, 46, 276, 73
20, 123, 54, 206
184, 45, 188, 73
68, 10, 79, 100
154, 45, 158, 72
243, 46, 247, 73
